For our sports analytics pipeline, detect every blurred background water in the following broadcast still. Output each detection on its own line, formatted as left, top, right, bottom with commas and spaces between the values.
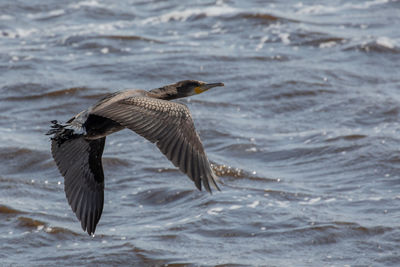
1, 0, 400, 266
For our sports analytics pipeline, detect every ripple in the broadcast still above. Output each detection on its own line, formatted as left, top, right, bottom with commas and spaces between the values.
325, 134, 367, 142
16, 216, 79, 236
0, 147, 51, 175
28, 9, 66, 21
0, 205, 24, 215
295, 221, 389, 244
298, 36, 346, 48
344, 38, 400, 54
134, 187, 195, 206
240, 12, 280, 21
228, 11, 300, 25
96, 35, 164, 44
3, 86, 90, 101
103, 157, 132, 168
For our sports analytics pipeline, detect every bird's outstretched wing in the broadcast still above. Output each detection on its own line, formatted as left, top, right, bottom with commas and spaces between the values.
51, 129, 105, 235
91, 96, 219, 192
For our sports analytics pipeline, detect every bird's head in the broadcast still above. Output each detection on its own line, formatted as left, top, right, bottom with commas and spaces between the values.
174, 80, 224, 98
149, 80, 224, 100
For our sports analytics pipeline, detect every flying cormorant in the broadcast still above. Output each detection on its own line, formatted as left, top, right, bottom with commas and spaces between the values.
47, 80, 224, 235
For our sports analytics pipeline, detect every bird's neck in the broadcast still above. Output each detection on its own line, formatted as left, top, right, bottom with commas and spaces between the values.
148, 85, 179, 100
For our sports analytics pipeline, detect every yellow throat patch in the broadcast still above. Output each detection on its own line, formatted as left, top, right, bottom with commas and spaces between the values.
194, 86, 204, 94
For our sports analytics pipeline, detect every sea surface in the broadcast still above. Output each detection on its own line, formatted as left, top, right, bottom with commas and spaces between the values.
1, 0, 400, 266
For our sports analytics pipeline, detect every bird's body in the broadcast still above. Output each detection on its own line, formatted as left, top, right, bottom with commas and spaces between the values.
48, 80, 224, 235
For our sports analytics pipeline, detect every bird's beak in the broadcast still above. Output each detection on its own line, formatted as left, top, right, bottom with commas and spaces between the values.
195, 82, 224, 94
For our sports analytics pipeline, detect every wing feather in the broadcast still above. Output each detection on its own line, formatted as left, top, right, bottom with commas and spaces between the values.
51, 136, 105, 235
92, 96, 219, 192
180, 140, 189, 174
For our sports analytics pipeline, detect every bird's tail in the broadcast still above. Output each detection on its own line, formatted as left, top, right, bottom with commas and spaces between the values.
46, 120, 81, 145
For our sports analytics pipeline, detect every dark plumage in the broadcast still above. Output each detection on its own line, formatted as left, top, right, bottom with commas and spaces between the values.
47, 80, 224, 235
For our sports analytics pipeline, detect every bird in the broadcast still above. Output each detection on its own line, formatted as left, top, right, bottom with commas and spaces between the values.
47, 80, 224, 235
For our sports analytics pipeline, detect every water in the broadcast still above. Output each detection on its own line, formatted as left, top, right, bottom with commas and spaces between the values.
1, 0, 400, 265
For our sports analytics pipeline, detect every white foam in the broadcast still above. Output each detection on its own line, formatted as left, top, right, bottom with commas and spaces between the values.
179, 217, 191, 223
27, 9, 65, 20
142, 6, 237, 25
275, 201, 289, 208
309, 197, 321, 204
229, 205, 242, 210
207, 207, 223, 215
319, 41, 336, 48
49, 9, 65, 17
144, 224, 161, 229
300, 197, 321, 205
255, 36, 269, 51
247, 200, 260, 208
101, 47, 109, 54
369, 196, 382, 201
376, 36, 396, 49
279, 33, 290, 45
69, 0, 102, 9
245, 147, 258, 152
14, 28, 39, 38
191, 31, 209, 38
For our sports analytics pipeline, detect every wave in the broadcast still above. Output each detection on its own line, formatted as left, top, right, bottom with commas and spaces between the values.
134, 187, 195, 206
229, 12, 299, 24
28, 9, 66, 21
62, 34, 163, 48
142, 6, 238, 24
298, 36, 346, 48
295, 0, 389, 15
3, 85, 91, 101
17, 216, 79, 236
325, 134, 367, 142
344, 37, 399, 54
0, 205, 25, 215
103, 157, 132, 168
0, 147, 51, 174
287, 221, 390, 245
96, 35, 164, 43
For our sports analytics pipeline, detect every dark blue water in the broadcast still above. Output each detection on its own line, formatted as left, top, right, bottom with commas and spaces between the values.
1, 0, 400, 266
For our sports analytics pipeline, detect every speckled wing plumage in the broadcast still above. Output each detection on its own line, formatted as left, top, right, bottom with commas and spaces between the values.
51, 132, 105, 235
91, 94, 219, 192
